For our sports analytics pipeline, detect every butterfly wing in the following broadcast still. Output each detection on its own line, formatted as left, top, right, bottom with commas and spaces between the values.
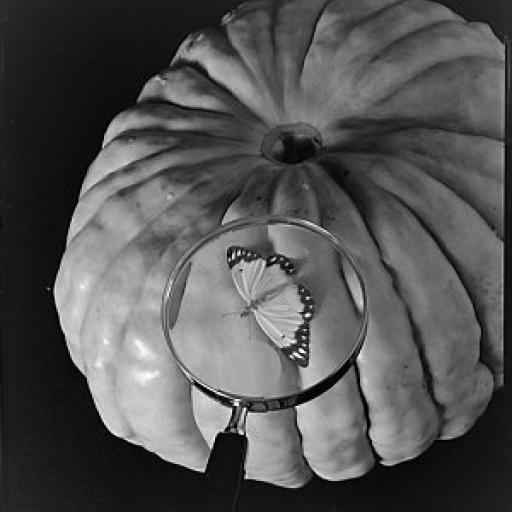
227, 246, 314, 367
254, 284, 314, 367
227, 246, 267, 302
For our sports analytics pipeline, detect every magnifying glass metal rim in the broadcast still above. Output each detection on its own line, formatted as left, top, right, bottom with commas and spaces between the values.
161, 215, 369, 413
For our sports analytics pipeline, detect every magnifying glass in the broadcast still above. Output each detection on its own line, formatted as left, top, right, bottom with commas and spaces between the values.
162, 216, 368, 511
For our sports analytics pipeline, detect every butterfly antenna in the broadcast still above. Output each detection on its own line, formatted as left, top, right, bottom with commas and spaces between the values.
220, 310, 240, 318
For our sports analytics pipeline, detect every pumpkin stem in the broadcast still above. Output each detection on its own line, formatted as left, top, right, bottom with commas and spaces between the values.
261, 123, 323, 165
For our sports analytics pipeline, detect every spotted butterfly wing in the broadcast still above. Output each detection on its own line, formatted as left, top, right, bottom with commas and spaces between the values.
227, 246, 314, 367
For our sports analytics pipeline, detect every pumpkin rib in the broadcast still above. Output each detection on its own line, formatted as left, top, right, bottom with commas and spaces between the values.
366, 20, 500, 67
265, 166, 376, 480
366, 56, 504, 130
61, 163, 253, 364
350, 360, 377, 456
134, 95, 238, 118
85, 133, 227, 196
376, 258, 437, 397
138, 64, 269, 128
325, 129, 503, 236
115, 257, 213, 469
310, 164, 440, 464
78, 195, 245, 461
81, 140, 242, 199
326, 149, 502, 262
394, 148, 503, 239
74, 165, 250, 282
103, 102, 263, 146
324, 121, 502, 152
173, 29, 280, 125
352, 154, 503, 385
296, 0, 336, 80
362, 58, 504, 141
350, 169, 489, 354
222, 163, 283, 223
165, 62, 267, 126
162, 63, 263, 123
105, 100, 240, 137
72, 155, 262, 241
109, 126, 258, 147
344, 0, 463, 52
272, 0, 338, 110
301, 0, 405, 62
319, 157, 492, 440
116, 288, 209, 466
346, 181, 493, 437
223, 4, 283, 111
328, 172, 438, 396
352, 128, 504, 236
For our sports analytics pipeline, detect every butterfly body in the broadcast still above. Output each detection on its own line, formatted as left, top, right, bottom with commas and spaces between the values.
226, 246, 314, 367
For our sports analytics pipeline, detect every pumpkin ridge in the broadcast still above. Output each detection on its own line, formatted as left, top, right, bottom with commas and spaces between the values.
364, 58, 504, 138
325, 128, 503, 236
117, 262, 214, 463
302, 0, 407, 67
68, 166, 251, 354
223, 6, 284, 112
222, 163, 281, 223
78, 190, 243, 362
366, 19, 495, 66
80, 161, 251, 254
111, 100, 240, 129
350, 361, 377, 460
352, 183, 491, 431
323, 124, 500, 156
324, 149, 502, 243
355, 155, 502, 384
169, 58, 270, 126
393, 147, 503, 238
102, 100, 266, 149
81, 141, 178, 199
173, 26, 285, 124
111, 127, 258, 146
110, 237, 228, 465
344, 0, 462, 52
310, 162, 440, 461
318, 154, 503, 387
378, 258, 437, 397
73, 154, 262, 239
138, 96, 237, 116
296, 0, 335, 80
139, 65, 268, 126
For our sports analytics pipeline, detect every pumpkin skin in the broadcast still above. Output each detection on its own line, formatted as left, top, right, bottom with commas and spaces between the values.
54, 0, 504, 488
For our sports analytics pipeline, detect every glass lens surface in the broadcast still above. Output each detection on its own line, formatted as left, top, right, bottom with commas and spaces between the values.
163, 217, 366, 403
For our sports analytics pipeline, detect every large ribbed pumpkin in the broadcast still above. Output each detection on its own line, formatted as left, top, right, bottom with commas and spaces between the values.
54, 0, 504, 487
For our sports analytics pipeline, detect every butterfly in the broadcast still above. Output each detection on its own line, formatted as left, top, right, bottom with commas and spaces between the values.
226, 245, 314, 367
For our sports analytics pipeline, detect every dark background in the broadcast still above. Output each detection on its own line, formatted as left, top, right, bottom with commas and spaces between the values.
2, 0, 511, 511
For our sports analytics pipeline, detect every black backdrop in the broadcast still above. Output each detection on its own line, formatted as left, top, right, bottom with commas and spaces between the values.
2, 1, 511, 511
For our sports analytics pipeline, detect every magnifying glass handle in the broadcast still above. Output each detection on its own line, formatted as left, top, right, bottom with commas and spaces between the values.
197, 431, 248, 512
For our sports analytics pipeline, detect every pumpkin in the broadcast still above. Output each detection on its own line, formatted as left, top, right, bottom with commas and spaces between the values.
54, 0, 504, 487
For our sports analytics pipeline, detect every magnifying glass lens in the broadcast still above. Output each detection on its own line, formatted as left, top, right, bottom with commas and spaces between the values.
164, 217, 367, 407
